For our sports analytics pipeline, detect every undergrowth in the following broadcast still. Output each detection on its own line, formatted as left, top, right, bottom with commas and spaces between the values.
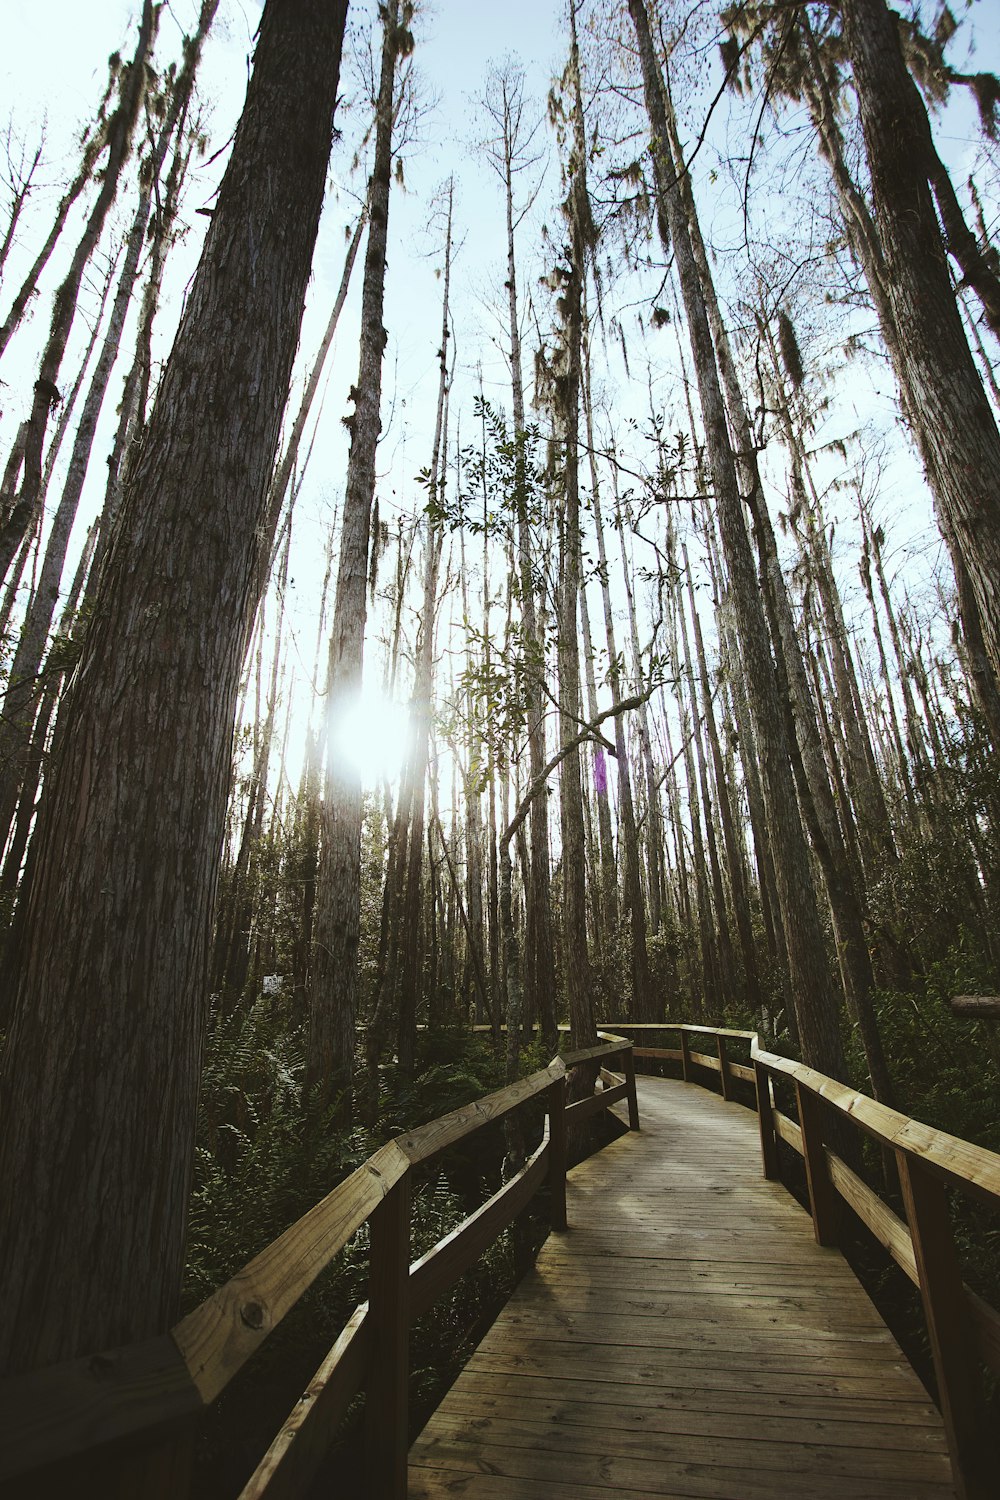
185, 1001, 540, 1498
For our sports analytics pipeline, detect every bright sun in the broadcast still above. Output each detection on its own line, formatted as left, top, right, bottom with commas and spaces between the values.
328, 688, 412, 788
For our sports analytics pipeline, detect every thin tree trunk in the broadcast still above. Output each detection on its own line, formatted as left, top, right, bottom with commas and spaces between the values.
0, 75, 118, 359
0, 525, 97, 894
0, 98, 184, 849
579, 569, 617, 954
0, 1, 157, 585
250, 207, 366, 623
554, 5, 597, 1054
397, 199, 452, 1077
583, 324, 652, 1019
683, 546, 762, 1014
616, 488, 665, 936
308, 0, 409, 1106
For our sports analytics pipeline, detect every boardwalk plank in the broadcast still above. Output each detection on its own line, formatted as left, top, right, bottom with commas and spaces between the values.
417, 1412, 953, 1481
440, 1368, 943, 1426
408, 1077, 954, 1498
431, 1385, 948, 1448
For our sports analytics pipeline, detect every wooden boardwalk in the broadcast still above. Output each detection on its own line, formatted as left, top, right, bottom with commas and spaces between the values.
408, 1075, 954, 1499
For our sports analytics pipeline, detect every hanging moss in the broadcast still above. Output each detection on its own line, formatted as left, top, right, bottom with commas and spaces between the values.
972, 72, 1000, 139
777, 309, 804, 388
935, 5, 957, 47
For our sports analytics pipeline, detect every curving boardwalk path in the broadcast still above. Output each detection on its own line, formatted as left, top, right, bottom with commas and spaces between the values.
408, 1075, 954, 1499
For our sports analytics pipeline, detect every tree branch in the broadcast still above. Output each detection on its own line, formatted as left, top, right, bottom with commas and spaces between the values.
503, 691, 650, 849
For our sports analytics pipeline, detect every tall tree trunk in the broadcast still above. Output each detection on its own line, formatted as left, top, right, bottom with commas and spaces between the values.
676, 561, 738, 1012
0, 262, 108, 647
492, 65, 558, 1054
87, 100, 200, 596
250, 206, 366, 623
583, 326, 652, 1019
683, 546, 762, 1015
0, 70, 118, 359
616, 489, 665, 936
579, 566, 617, 955
553, 4, 597, 1052
629, 0, 847, 1079
838, 0, 1000, 686
0, 93, 189, 850
0, 525, 97, 894
308, 0, 409, 1106
397, 192, 452, 1078
0, 0, 348, 1376
666, 573, 719, 1017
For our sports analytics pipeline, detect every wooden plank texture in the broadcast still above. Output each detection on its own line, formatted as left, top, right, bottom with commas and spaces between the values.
409, 1076, 953, 1499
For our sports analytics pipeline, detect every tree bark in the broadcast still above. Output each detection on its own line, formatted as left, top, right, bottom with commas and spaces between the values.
0, 0, 348, 1375
839, 0, 1000, 685
555, 5, 597, 1052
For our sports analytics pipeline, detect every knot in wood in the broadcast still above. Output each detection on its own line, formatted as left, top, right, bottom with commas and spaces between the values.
240, 1300, 266, 1331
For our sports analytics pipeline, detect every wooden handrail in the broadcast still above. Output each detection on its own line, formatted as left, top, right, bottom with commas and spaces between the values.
0, 1038, 639, 1497
173, 1139, 411, 1404
751, 1039, 1000, 1204
617, 1018, 999, 1500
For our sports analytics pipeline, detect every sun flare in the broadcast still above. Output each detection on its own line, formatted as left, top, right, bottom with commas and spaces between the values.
328, 688, 411, 788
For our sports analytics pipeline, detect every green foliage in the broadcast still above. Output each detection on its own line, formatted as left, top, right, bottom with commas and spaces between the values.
850, 938, 1000, 1155
186, 1015, 517, 1305
867, 712, 1000, 971
424, 396, 545, 542
371, 1025, 508, 1138
184, 995, 368, 1305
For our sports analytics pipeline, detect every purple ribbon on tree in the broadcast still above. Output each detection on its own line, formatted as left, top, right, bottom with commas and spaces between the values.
594, 746, 608, 796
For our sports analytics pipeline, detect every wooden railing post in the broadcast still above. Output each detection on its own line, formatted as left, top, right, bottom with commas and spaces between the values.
622, 1046, 640, 1131
679, 1027, 691, 1083
547, 1075, 568, 1231
753, 1060, 780, 1180
795, 1083, 839, 1246
896, 1151, 991, 1500
716, 1035, 731, 1101
365, 1171, 411, 1499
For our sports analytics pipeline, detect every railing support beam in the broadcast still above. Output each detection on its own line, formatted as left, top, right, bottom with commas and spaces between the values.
622, 1046, 640, 1130
796, 1083, 839, 1246
716, 1036, 731, 1101
753, 1060, 780, 1180
547, 1075, 568, 1231
896, 1151, 991, 1500
365, 1172, 411, 1499
679, 1028, 691, 1083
